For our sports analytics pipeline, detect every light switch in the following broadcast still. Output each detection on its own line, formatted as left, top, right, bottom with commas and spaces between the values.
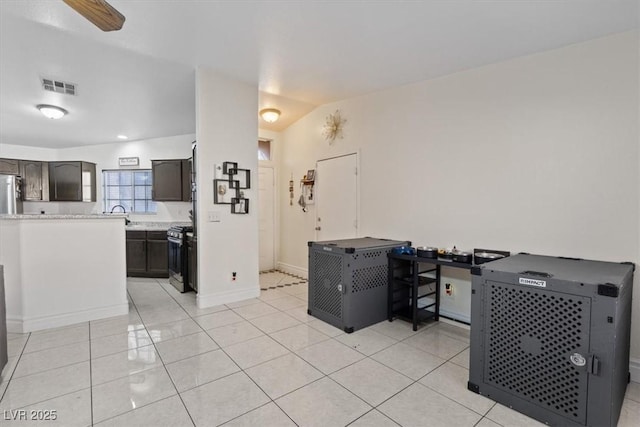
208, 211, 221, 222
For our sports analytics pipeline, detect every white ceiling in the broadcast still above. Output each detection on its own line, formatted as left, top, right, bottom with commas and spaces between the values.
0, 1, 637, 148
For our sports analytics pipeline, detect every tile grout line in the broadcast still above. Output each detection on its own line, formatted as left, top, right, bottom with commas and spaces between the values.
0, 345, 92, 382
12, 276, 479, 426
106, 285, 182, 418
88, 310, 95, 427
294, 322, 483, 424
0, 341, 94, 418
0, 332, 31, 403
365, 326, 491, 420
152, 277, 299, 425
152, 275, 307, 425
199, 326, 302, 426
172, 273, 304, 424
130, 279, 198, 427
346, 408, 401, 427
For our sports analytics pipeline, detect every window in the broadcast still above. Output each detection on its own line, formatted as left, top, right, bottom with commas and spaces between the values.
103, 169, 156, 213
258, 139, 271, 160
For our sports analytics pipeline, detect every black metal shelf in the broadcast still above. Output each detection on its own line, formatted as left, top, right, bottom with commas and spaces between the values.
393, 306, 437, 324
389, 252, 475, 270
392, 275, 437, 287
388, 253, 444, 331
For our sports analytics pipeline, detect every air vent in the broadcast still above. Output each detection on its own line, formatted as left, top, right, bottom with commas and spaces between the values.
42, 78, 77, 96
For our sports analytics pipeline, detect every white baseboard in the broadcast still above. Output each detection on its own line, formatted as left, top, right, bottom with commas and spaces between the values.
630, 358, 640, 383
277, 262, 308, 279
438, 316, 471, 330
438, 309, 470, 324
197, 287, 260, 308
6, 316, 23, 334
8, 303, 129, 333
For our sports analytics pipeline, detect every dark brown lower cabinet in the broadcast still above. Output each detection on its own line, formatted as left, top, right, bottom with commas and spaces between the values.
126, 232, 147, 275
146, 231, 169, 277
126, 230, 168, 278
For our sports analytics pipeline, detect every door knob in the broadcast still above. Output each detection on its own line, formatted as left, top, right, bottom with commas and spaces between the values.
315, 226, 321, 231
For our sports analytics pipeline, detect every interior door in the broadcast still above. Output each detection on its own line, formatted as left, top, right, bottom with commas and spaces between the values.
316, 153, 358, 241
258, 166, 275, 271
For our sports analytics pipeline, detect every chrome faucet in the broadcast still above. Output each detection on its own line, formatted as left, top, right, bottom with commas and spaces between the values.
110, 204, 126, 213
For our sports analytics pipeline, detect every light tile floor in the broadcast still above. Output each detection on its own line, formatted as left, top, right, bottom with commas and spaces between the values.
0, 272, 638, 426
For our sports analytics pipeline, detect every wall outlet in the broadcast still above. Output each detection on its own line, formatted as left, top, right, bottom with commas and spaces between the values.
208, 211, 221, 222
232, 272, 237, 281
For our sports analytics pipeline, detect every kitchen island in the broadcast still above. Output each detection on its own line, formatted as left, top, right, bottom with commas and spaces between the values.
0, 214, 128, 333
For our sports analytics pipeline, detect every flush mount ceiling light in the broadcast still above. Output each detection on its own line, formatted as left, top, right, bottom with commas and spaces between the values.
260, 108, 281, 123
117, 135, 128, 140
37, 104, 68, 120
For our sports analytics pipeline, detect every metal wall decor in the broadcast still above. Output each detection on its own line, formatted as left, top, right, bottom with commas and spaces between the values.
214, 161, 251, 214
322, 109, 347, 143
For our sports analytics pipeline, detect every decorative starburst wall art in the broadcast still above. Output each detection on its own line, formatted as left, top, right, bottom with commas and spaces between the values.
322, 109, 346, 143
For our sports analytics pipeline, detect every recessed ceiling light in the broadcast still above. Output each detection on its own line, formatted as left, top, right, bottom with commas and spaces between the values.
37, 104, 67, 119
117, 135, 128, 140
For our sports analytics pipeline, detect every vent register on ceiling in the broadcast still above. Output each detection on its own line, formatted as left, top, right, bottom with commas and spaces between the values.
42, 78, 77, 96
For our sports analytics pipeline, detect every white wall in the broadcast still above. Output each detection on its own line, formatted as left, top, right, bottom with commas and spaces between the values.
0, 144, 58, 161
279, 32, 640, 369
196, 69, 259, 307
0, 134, 194, 220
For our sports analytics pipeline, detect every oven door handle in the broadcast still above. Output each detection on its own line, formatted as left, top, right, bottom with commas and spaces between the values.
168, 237, 183, 245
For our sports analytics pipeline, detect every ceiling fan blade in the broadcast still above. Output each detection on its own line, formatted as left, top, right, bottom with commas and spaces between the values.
63, 0, 125, 32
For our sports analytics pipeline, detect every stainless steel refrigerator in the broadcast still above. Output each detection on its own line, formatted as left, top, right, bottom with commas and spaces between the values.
0, 174, 23, 214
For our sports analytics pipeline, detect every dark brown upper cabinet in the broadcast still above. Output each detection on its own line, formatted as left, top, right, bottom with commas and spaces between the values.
0, 158, 20, 175
20, 160, 49, 201
49, 161, 96, 202
151, 159, 190, 202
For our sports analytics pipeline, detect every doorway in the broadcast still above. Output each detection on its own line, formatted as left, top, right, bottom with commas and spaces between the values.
258, 165, 275, 271
315, 153, 358, 241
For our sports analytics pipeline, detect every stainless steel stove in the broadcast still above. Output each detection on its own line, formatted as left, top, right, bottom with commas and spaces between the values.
167, 225, 193, 292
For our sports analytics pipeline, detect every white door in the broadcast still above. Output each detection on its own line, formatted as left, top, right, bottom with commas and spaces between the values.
316, 153, 358, 241
258, 166, 275, 271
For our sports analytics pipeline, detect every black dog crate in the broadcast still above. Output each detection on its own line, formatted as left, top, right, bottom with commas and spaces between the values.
308, 237, 410, 333
469, 254, 634, 427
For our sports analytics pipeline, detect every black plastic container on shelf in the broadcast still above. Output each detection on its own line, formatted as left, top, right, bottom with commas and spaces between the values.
416, 247, 438, 258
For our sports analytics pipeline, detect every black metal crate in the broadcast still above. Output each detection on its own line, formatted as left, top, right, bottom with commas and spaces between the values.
308, 237, 410, 333
469, 254, 634, 427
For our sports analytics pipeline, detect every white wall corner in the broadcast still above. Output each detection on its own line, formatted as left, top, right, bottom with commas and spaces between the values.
6, 315, 25, 334
276, 262, 308, 279
630, 357, 640, 383
437, 308, 471, 325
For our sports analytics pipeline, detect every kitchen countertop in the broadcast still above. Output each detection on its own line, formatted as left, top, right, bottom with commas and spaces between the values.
0, 214, 127, 220
126, 221, 191, 231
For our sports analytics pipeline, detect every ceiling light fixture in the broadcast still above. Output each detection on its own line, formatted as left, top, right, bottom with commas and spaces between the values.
260, 108, 281, 123
37, 104, 68, 120
117, 135, 128, 140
